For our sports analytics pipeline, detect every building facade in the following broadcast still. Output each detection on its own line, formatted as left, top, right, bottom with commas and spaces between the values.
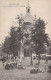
17, 5, 36, 58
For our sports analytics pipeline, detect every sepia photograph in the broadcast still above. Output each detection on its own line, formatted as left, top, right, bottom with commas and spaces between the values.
0, 0, 51, 80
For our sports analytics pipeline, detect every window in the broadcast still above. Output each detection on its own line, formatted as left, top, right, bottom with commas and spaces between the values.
28, 9, 30, 13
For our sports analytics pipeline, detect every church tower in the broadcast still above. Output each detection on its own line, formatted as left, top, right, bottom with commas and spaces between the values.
26, 5, 31, 14
23, 3, 34, 23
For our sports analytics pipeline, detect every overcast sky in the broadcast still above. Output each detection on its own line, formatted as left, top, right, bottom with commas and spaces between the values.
0, 0, 51, 44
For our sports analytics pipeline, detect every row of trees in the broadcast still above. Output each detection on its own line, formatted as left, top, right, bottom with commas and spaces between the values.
2, 27, 23, 57
31, 18, 49, 65
2, 17, 50, 65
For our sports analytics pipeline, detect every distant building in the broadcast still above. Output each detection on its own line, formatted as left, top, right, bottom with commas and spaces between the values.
17, 4, 36, 58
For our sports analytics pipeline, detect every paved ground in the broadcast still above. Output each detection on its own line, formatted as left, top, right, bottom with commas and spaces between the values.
0, 60, 51, 80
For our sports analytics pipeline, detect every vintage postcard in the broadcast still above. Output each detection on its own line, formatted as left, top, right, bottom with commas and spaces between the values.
0, 0, 51, 80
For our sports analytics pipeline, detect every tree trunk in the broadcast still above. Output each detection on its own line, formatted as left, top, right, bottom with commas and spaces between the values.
31, 52, 33, 65
18, 50, 20, 59
38, 54, 40, 67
